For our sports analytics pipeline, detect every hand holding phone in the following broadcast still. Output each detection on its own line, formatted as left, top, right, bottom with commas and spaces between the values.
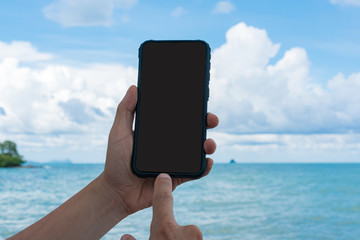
102, 85, 217, 214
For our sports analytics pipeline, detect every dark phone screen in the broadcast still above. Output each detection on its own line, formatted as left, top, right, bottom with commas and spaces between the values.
134, 41, 209, 175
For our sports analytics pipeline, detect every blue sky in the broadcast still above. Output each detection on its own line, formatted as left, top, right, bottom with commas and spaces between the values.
2, 0, 360, 78
1, 0, 360, 163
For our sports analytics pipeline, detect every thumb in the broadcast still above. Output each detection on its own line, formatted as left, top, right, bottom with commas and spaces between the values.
113, 85, 137, 132
152, 174, 176, 225
120, 234, 136, 240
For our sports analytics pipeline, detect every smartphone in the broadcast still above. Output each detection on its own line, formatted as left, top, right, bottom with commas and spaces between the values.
131, 40, 211, 178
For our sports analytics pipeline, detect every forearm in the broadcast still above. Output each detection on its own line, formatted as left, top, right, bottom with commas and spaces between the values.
8, 173, 129, 240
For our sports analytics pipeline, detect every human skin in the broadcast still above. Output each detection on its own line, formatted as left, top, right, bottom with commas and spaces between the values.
8, 85, 218, 240
121, 173, 204, 240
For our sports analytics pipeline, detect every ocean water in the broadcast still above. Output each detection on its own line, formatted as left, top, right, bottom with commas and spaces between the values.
1, 163, 360, 240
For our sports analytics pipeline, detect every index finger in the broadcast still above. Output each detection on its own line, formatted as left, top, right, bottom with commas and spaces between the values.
152, 174, 176, 224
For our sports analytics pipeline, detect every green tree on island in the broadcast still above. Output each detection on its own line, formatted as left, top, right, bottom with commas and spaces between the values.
0, 140, 25, 167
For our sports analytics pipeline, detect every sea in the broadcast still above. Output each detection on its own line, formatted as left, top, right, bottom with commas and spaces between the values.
1, 163, 360, 240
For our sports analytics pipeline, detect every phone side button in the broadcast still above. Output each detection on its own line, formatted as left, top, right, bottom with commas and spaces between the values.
207, 86, 210, 101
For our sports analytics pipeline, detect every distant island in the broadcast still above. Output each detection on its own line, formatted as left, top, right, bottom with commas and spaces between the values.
48, 159, 73, 164
230, 159, 236, 164
0, 140, 25, 167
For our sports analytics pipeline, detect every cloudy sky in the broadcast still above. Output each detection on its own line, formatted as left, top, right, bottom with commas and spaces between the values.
1, 0, 360, 163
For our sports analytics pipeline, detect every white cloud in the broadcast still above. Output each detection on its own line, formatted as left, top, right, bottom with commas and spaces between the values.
2, 22, 360, 162
209, 22, 360, 134
43, 0, 137, 27
0, 42, 137, 162
213, 1, 235, 14
330, 0, 360, 7
210, 132, 360, 152
0, 59, 137, 134
171, 6, 187, 18
206, 22, 360, 162
208, 131, 360, 162
0, 41, 52, 62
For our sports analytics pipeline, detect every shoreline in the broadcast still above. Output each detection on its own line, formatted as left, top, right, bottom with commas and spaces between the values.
0, 165, 43, 169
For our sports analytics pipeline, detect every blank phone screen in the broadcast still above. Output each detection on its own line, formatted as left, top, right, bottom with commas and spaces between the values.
133, 41, 210, 175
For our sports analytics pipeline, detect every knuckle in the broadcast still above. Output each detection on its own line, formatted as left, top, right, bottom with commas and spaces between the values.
184, 225, 203, 240
151, 221, 177, 239
154, 190, 173, 202
160, 219, 177, 230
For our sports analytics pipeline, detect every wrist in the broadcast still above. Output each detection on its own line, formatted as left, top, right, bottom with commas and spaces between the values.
97, 173, 133, 218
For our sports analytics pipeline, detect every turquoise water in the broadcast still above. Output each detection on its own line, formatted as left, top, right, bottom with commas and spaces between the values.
1, 163, 360, 239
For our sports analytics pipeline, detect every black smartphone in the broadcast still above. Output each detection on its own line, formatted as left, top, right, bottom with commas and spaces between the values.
131, 40, 211, 178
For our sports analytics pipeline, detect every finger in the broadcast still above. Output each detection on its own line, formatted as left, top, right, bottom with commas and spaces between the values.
207, 113, 219, 129
202, 158, 214, 177
120, 234, 136, 240
204, 138, 216, 155
113, 85, 137, 132
152, 173, 176, 223
182, 225, 203, 240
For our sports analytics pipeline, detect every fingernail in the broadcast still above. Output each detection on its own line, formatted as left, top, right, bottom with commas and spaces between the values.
158, 173, 170, 179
